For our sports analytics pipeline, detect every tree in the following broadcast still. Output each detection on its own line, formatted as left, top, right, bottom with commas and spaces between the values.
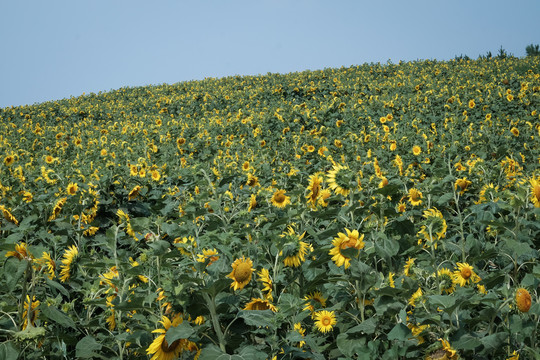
525, 43, 540, 57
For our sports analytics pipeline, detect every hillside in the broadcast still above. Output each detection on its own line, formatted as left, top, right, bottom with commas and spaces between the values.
1, 57, 539, 359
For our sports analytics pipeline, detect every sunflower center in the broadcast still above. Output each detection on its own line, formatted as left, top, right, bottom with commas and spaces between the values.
235, 262, 252, 282
321, 316, 331, 326
460, 267, 472, 280
340, 237, 357, 250
161, 338, 182, 353
252, 301, 270, 310
410, 191, 419, 201
274, 193, 286, 203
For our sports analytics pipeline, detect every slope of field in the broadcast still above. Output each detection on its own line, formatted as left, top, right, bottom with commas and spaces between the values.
1, 57, 539, 359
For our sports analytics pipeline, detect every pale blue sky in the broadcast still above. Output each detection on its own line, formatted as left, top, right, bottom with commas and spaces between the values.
1, 0, 538, 108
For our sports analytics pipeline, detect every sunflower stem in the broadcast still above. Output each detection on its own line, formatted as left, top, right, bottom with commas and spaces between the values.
203, 292, 226, 353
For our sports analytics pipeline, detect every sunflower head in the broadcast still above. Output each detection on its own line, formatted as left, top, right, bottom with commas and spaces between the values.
515, 288, 532, 313
437, 268, 456, 294
327, 164, 353, 196
227, 257, 255, 291
329, 228, 365, 269
244, 298, 277, 312
313, 310, 336, 333
271, 189, 291, 208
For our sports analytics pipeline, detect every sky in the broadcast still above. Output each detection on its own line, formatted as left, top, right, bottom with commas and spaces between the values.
1, 0, 539, 108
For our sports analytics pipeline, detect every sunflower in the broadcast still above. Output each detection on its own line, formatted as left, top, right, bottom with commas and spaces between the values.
426, 338, 458, 360
271, 189, 291, 208
247, 194, 257, 212
412, 145, 422, 156
5, 242, 31, 260
67, 182, 78, 196
510, 127, 520, 137
437, 268, 456, 294
404, 257, 415, 277
293, 322, 306, 347
242, 161, 250, 171
515, 288, 532, 313
128, 185, 142, 201
196, 248, 219, 266
146, 314, 196, 360
329, 228, 365, 269
227, 256, 255, 291
0, 205, 19, 225
455, 177, 472, 195
22, 191, 33, 203
151, 170, 161, 182
529, 176, 540, 207
59, 245, 79, 283
244, 298, 277, 312
129, 165, 139, 176
408, 287, 423, 307
246, 173, 259, 187
258, 268, 273, 300
280, 226, 310, 268
317, 188, 332, 207
305, 173, 323, 208
22, 295, 40, 330
327, 163, 353, 196
408, 188, 423, 206
48, 197, 67, 221
39, 252, 56, 280
313, 310, 336, 333
453, 262, 481, 287
468, 99, 476, 109
303, 291, 327, 313
506, 351, 519, 360
4, 155, 15, 167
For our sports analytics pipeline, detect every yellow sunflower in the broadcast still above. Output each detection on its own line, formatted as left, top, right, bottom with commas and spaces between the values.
67, 182, 78, 196
529, 176, 540, 207
258, 268, 273, 300
412, 145, 422, 156
59, 245, 79, 283
408, 188, 423, 206
305, 173, 323, 208
404, 257, 415, 277
0, 205, 19, 225
146, 314, 197, 360
313, 310, 336, 333
22, 295, 40, 330
327, 163, 353, 196
248, 194, 257, 212
329, 228, 365, 269
151, 170, 161, 182
271, 189, 291, 208
244, 298, 277, 312
246, 173, 259, 187
515, 288, 532, 313
317, 188, 332, 207
437, 268, 456, 294
408, 287, 423, 307
455, 177, 472, 195
48, 197, 67, 221
5, 242, 31, 260
128, 185, 142, 201
39, 251, 56, 280
4, 154, 15, 167
303, 291, 327, 313
196, 249, 219, 266
227, 257, 255, 291
453, 262, 481, 287
280, 226, 310, 268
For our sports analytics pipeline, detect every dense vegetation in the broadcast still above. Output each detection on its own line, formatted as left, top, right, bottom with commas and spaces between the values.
1, 56, 539, 359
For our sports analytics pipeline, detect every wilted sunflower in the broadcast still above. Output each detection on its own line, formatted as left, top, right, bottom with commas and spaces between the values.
227, 256, 255, 291
313, 310, 336, 333
305, 173, 323, 208
244, 298, 277, 312
329, 228, 365, 269
453, 262, 481, 287
146, 314, 197, 360
0, 205, 19, 225
280, 226, 310, 268
408, 188, 423, 206
327, 163, 353, 196
515, 288, 532, 313
59, 245, 79, 282
437, 268, 456, 294
271, 189, 291, 208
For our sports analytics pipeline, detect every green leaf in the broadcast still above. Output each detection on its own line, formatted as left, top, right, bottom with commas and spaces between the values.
164, 322, 195, 345
437, 192, 454, 206
0, 341, 19, 360
239, 310, 275, 330
45, 277, 70, 297
427, 295, 456, 311
387, 323, 411, 341
76, 336, 102, 358
198, 344, 225, 360
41, 305, 77, 329
480, 332, 507, 351
5, 258, 28, 291
347, 317, 378, 334
337, 333, 367, 357
453, 334, 481, 350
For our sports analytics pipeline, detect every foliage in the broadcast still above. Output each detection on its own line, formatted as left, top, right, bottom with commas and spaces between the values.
1, 56, 540, 359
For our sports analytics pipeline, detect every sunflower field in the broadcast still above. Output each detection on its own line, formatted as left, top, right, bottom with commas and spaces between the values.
1, 56, 540, 359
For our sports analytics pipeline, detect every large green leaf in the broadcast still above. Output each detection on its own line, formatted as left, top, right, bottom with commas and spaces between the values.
164, 321, 195, 345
